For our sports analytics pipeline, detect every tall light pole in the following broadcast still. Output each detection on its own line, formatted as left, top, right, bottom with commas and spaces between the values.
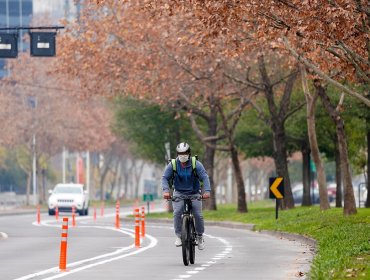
32, 133, 37, 205
28, 96, 38, 205
86, 151, 90, 195
62, 146, 66, 183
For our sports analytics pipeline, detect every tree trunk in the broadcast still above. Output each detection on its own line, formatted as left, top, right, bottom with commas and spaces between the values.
258, 56, 296, 209
202, 110, 217, 210
99, 167, 109, 201
302, 142, 312, 206
301, 66, 330, 210
272, 124, 294, 208
133, 160, 145, 199
365, 129, 370, 208
316, 81, 357, 215
230, 145, 247, 212
334, 140, 343, 208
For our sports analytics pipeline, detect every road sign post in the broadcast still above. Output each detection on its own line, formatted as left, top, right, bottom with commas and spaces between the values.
143, 193, 154, 214
269, 177, 284, 220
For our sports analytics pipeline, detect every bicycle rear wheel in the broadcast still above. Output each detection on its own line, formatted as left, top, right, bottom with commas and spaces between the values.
189, 218, 196, 264
181, 215, 190, 266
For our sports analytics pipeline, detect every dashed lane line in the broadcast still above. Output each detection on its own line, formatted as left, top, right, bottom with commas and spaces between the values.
14, 217, 158, 280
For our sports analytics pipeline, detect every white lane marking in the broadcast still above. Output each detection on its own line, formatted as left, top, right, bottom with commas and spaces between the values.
143, 225, 233, 280
170, 233, 233, 280
16, 216, 157, 280
40, 234, 157, 280
194, 267, 205, 271
0, 232, 8, 239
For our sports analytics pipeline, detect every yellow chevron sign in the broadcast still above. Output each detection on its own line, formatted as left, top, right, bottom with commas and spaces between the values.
269, 177, 284, 199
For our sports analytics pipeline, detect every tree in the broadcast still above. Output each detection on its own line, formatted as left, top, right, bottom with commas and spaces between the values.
57, 2, 256, 212
0, 54, 115, 204
143, 0, 369, 105
300, 66, 331, 210
113, 97, 202, 164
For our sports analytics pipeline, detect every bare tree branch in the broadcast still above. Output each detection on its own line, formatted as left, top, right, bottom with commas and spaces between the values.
224, 72, 263, 91
284, 101, 306, 121
178, 91, 210, 120
189, 114, 230, 151
336, 92, 345, 112
283, 37, 370, 107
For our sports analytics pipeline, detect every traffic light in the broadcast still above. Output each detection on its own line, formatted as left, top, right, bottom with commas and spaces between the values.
0, 33, 18, 58
30, 32, 56, 57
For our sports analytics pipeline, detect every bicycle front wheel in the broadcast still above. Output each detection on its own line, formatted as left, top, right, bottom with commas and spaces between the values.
189, 218, 196, 264
181, 215, 190, 266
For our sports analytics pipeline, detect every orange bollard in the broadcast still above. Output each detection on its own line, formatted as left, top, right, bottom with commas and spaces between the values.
59, 217, 69, 271
93, 207, 97, 222
55, 205, 59, 221
37, 205, 41, 224
135, 208, 140, 248
72, 206, 76, 227
115, 200, 120, 229
141, 206, 145, 237
100, 202, 104, 217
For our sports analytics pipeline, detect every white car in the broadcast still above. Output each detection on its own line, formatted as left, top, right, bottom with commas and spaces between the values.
48, 183, 89, 216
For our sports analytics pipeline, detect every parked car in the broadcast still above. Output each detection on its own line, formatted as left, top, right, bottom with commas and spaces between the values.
292, 183, 320, 204
48, 183, 89, 216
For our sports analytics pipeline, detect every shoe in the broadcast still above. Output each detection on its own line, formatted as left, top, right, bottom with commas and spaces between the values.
197, 235, 205, 250
175, 237, 182, 247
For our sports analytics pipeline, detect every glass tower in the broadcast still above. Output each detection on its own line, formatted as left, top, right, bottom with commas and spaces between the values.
0, 0, 33, 77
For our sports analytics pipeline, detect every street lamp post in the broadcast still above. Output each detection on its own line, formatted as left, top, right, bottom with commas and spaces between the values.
28, 96, 37, 205
32, 133, 37, 205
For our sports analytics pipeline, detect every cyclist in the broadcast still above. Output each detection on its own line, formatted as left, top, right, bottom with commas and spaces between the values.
162, 142, 211, 250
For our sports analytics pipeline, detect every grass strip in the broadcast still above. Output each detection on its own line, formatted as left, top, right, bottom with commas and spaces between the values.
147, 201, 370, 280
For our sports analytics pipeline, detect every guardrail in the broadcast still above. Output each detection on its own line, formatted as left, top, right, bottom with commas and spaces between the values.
0, 193, 28, 209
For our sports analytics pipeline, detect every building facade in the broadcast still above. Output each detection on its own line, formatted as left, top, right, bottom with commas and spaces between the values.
0, 0, 78, 77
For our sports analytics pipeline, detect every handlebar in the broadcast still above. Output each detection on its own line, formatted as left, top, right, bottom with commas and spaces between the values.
166, 196, 205, 202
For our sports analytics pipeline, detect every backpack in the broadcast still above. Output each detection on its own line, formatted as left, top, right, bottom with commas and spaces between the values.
168, 155, 202, 189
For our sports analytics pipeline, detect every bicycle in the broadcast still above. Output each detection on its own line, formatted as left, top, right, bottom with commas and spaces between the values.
172, 196, 201, 266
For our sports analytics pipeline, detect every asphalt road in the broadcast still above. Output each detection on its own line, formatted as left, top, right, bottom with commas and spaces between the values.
0, 206, 314, 280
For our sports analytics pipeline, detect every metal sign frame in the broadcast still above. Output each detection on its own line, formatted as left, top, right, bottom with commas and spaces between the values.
0, 26, 64, 58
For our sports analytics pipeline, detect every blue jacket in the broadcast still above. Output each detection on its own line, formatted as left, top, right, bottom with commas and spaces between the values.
162, 158, 211, 195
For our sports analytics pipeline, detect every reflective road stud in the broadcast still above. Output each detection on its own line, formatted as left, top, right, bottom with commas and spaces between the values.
135, 208, 140, 248
59, 217, 69, 271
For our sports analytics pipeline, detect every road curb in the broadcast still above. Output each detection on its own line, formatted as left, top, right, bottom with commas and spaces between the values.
0, 209, 38, 217
258, 229, 317, 249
